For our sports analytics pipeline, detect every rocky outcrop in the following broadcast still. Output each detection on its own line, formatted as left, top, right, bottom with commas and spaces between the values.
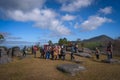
101, 59, 120, 64
75, 52, 92, 58
57, 64, 86, 76
12, 47, 22, 57
0, 47, 12, 64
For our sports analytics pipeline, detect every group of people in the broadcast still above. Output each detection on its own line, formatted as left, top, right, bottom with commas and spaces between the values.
22, 44, 76, 61
0, 41, 113, 61
95, 41, 113, 60
40, 45, 67, 60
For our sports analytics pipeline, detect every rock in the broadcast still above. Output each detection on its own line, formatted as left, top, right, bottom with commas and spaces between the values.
0, 48, 12, 64
12, 47, 22, 57
0, 47, 7, 56
57, 64, 86, 76
101, 59, 120, 64
0, 56, 12, 64
75, 53, 92, 58
73, 59, 83, 64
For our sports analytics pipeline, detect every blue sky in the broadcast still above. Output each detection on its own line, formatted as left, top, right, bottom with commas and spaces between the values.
0, 0, 120, 45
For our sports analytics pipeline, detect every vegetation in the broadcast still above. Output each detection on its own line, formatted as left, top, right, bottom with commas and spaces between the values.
58, 37, 68, 46
0, 34, 4, 39
48, 40, 53, 45
84, 42, 103, 50
0, 34, 5, 43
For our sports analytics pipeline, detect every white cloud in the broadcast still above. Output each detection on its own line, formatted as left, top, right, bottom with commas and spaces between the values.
99, 6, 112, 14
7, 8, 71, 36
0, 0, 46, 11
76, 15, 112, 31
7, 8, 56, 22
62, 14, 76, 21
56, 0, 69, 3
74, 23, 79, 29
61, 0, 93, 12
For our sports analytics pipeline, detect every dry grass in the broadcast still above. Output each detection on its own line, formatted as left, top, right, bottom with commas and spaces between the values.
0, 52, 120, 80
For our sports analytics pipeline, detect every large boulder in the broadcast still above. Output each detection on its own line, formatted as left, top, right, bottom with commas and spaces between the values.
101, 59, 120, 64
75, 52, 92, 58
12, 47, 22, 57
57, 64, 86, 76
0, 55, 12, 64
0, 47, 7, 56
0, 48, 12, 64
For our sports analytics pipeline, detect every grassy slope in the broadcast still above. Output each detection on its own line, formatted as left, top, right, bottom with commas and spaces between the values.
0, 52, 120, 80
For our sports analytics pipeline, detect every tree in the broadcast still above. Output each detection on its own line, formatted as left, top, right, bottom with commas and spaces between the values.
58, 37, 68, 46
0, 34, 4, 39
63, 37, 67, 44
0, 34, 5, 43
58, 38, 63, 45
48, 40, 53, 46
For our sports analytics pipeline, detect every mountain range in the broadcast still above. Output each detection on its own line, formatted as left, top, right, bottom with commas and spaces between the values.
82, 35, 113, 42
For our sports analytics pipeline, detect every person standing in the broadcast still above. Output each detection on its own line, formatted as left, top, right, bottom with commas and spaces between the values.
53, 46, 58, 60
95, 47, 100, 59
0, 49, 2, 58
40, 47, 45, 58
71, 45, 75, 60
45, 46, 50, 60
33, 45, 38, 58
61, 47, 66, 61
23, 46, 27, 57
75, 43, 78, 53
32, 46, 34, 54
50, 46, 54, 60
106, 41, 113, 60
58, 46, 61, 59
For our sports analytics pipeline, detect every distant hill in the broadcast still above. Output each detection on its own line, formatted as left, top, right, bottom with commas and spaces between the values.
83, 35, 113, 43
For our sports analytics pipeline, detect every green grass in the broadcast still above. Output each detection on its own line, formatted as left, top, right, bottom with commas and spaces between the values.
0, 52, 120, 80
84, 42, 103, 50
